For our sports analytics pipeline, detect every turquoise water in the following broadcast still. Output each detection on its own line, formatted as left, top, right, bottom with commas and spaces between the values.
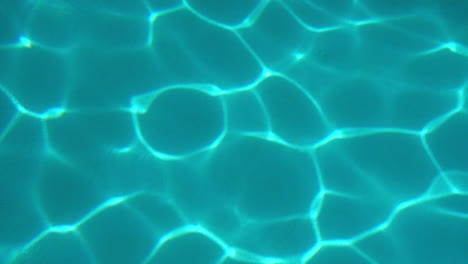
1, 0, 468, 263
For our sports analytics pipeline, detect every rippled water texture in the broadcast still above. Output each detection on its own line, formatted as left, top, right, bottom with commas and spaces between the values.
1, 0, 468, 263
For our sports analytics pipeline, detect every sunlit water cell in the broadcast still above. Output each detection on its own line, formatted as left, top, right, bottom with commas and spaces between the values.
137, 88, 225, 156
207, 135, 320, 219
150, 9, 262, 89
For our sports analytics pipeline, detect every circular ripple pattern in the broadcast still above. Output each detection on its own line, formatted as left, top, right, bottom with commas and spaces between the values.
138, 88, 224, 156
1, 1, 468, 264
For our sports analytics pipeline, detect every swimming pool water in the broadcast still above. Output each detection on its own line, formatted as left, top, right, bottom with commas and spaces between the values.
1, 0, 468, 263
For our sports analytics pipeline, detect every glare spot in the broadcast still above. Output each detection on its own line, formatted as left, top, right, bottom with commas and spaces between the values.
19, 36, 32, 48
294, 52, 305, 61
149, 12, 158, 23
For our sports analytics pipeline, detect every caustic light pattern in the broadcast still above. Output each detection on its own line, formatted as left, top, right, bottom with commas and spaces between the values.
1, 0, 468, 264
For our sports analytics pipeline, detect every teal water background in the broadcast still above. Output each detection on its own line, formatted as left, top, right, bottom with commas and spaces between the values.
1, 0, 468, 263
